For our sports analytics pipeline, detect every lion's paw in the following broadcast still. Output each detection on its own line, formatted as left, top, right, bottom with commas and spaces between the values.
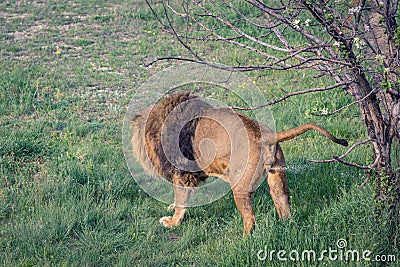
159, 216, 179, 228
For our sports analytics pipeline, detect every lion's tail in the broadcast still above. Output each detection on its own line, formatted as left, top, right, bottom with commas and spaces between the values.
273, 123, 348, 146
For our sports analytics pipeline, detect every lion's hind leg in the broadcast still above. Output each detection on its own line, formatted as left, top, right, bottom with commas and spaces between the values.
267, 144, 291, 219
159, 174, 196, 228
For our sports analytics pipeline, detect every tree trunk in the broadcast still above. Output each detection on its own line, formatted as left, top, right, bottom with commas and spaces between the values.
356, 83, 400, 244
373, 141, 400, 245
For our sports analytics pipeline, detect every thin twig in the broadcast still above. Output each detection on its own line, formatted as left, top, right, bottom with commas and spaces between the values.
313, 89, 377, 116
232, 82, 348, 110
166, 3, 187, 17
332, 154, 380, 169
221, 0, 281, 30
358, 175, 370, 188
148, 0, 353, 80
144, 56, 279, 71
309, 139, 372, 163
192, 0, 291, 53
308, 138, 380, 169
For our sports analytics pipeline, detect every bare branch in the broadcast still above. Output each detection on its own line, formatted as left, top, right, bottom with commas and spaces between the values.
166, 3, 187, 17
332, 154, 380, 169
309, 139, 372, 163
387, 89, 399, 96
308, 138, 381, 169
158, 2, 208, 66
191, 1, 291, 52
358, 175, 370, 188
221, 0, 282, 30
148, 0, 357, 88
312, 89, 378, 116
144, 44, 352, 71
232, 82, 349, 110
144, 56, 202, 68
246, 0, 336, 52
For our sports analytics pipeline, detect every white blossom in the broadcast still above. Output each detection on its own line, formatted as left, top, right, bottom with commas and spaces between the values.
348, 6, 362, 14
375, 54, 385, 61
292, 19, 301, 29
353, 37, 366, 49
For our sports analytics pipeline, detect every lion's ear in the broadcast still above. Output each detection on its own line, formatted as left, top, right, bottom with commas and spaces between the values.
131, 114, 142, 125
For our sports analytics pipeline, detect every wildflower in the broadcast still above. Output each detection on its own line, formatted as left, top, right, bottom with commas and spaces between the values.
55, 89, 62, 100
320, 109, 328, 115
353, 37, 365, 49
292, 19, 301, 30
375, 54, 385, 62
55, 45, 61, 55
348, 6, 362, 14
304, 19, 311, 27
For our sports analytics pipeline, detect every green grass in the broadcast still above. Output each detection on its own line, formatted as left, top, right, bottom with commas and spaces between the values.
0, 1, 398, 266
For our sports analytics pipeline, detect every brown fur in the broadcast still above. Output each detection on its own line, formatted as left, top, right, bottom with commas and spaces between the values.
131, 92, 348, 237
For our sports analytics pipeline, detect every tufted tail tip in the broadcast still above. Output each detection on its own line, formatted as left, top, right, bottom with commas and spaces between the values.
336, 139, 348, 146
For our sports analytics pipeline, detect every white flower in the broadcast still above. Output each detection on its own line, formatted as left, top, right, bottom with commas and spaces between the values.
333, 41, 341, 47
292, 19, 301, 30
349, 6, 362, 14
304, 19, 311, 27
353, 37, 366, 49
375, 54, 385, 62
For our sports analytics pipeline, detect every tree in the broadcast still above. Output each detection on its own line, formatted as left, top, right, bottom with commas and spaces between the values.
145, 0, 399, 241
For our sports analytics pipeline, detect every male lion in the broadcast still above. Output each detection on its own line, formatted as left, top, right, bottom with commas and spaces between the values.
131, 92, 348, 237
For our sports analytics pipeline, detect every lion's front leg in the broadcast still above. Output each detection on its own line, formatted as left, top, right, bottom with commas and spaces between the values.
159, 175, 195, 228
159, 206, 187, 228
232, 190, 255, 238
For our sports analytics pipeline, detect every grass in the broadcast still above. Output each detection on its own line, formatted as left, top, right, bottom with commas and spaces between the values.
0, 1, 398, 266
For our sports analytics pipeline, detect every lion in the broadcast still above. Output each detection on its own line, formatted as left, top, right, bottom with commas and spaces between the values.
130, 92, 348, 237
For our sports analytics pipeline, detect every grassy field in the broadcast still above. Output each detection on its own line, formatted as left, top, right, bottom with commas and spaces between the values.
0, 1, 398, 266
